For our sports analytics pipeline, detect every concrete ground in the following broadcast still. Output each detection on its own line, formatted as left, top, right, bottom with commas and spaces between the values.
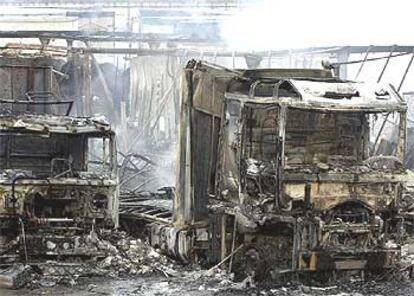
2, 275, 414, 296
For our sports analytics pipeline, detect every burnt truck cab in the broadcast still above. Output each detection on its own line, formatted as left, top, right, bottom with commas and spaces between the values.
166, 60, 412, 280
222, 73, 406, 275
0, 101, 118, 262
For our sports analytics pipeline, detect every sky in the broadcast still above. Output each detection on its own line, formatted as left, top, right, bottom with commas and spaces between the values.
222, 0, 414, 51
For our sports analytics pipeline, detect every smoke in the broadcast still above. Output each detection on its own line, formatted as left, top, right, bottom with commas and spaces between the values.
221, 0, 414, 51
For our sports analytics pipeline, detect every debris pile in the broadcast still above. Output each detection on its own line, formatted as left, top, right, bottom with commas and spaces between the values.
0, 264, 33, 289
0, 229, 180, 289
118, 150, 176, 194
401, 242, 414, 276
96, 229, 178, 277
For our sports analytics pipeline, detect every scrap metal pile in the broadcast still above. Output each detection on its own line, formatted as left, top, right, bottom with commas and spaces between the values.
0, 229, 180, 289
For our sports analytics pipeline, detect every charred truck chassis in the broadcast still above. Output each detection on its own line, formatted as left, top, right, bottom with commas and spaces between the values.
144, 60, 412, 281
0, 57, 118, 264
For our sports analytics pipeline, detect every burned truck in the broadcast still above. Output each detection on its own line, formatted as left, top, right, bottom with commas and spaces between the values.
143, 60, 413, 280
0, 57, 118, 263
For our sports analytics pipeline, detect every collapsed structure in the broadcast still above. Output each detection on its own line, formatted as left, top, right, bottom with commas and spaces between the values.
0, 56, 118, 263
128, 60, 414, 281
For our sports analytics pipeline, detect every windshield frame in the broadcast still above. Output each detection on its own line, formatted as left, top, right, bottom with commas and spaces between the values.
238, 103, 407, 171
0, 131, 117, 180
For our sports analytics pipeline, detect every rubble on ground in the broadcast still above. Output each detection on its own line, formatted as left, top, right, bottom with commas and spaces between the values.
96, 229, 179, 277
0, 264, 33, 289
2, 228, 414, 291
0, 229, 182, 289
0, 228, 246, 292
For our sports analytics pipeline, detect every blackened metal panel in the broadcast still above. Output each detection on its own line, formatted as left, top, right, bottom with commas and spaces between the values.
192, 110, 213, 221
209, 116, 221, 195
174, 61, 242, 227
174, 70, 192, 226
11, 67, 28, 100
0, 67, 11, 99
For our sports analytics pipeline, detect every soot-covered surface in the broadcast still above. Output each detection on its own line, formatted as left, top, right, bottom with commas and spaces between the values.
2, 275, 414, 296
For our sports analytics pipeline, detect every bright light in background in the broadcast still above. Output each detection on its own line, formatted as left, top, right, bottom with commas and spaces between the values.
222, 0, 414, 51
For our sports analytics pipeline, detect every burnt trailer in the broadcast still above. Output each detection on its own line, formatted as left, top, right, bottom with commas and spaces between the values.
0, 59, 118, 264
145, 60, 414, 280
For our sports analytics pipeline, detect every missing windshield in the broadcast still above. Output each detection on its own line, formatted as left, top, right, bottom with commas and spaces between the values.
0, 133, 114, 179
